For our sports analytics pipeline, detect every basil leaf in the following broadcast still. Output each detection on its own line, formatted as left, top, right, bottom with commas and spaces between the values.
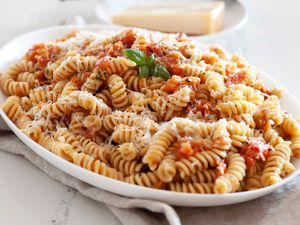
139, 65, 150, 78
123, 49, 146, 65
146, 54, 155, 66
153, 64, 171, 80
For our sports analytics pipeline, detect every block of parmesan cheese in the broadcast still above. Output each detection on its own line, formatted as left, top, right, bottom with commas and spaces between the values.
111, 1, 225, 35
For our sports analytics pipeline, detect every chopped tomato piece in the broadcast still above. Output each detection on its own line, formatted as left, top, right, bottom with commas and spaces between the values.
176, 142, 194, 160
245, 157, 256, 167
263, 150, 271, 159
26, 43, 61, 69
15, 87, 23, 96
106, 41, 124, 57
171, 64, 185, 76
166, 51, 182, 64
176, 33, 187, 42
145, 43, 163, 56
227, 70, 246, 85
216, 160, 227, 176
241, 138, 270, 167
85, 46, 105, 57
163, 76, 181, 93
84, 129, 95, 140
225, 68, 230, 76
71, 76, 83, 89
96, 56, 110, 70
120, 29, 136, 48
190, 139, 203, 153
260, 86, 272, 96
152, 181, 164, 189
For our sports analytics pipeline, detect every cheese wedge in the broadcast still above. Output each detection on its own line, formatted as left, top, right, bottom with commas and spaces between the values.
112, 1, 225, 35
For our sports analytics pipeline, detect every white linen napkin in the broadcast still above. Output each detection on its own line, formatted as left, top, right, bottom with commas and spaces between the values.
1, 117, 300, 225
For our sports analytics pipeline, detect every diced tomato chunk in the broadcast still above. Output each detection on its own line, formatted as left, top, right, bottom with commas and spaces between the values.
245, 157, 256, 167
120, 29, 136, 48
176, 142, 194, 160
176, 33, 187, 42
171, 64, 185, 76
71, 76, 83, 89
190, 140, 202, 153
15, 87, 23, 96
84, 129, 95, 140
216, 160, 227, 176
263, 150, 271, 159
163, 76, 181, 93
26, 43, 61, 69
145, 43, 163, 56
241, 138, 270, 167
227, 70, 246, 85
96, 56, 110, 70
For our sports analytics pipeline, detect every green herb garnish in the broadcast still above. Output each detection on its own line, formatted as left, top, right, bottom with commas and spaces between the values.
139, 65, 150, 77
123, 49, 170, 80
123, 49, 146, 66
152, 64, 171, 80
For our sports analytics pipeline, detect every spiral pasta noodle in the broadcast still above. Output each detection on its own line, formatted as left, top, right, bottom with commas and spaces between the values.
97, 56, 136, 76
54, 55, 97, 81
260, 95, 283, 126
124, 171, 160, 188
118, 142, 138, 161
261, 142, 291, 186
280, 114, 300, 136
143, 125, 177, 170
184, 169, 217, 183
0, 74, 30, 96
7, 60, 34, 79
291, 135, 300, 158
69, 151, 123, 180
81, 72, 103, 94
214, 152, 246, 194
108, 74, 128, 109
168, 182, 214, 193
176, 149, 227, 179
37, 132, 73, 161
204, 71, 226, 98
17, 72, 36, 87
168, 86, 191, 111
110, 148, 143, 176
2, 95, 22, 122
122, 70, 147, 91
245, 175, 263, 190
157, 154, 177, 182
217, 100, 258, 117
103, 111, 142, 132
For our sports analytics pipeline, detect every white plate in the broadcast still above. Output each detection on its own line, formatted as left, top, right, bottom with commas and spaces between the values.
0, 25, 300, 207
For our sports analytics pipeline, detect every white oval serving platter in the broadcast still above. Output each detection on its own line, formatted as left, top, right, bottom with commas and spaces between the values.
0, 25, 300, 207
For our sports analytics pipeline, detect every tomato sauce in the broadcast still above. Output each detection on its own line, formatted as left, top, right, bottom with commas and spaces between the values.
216, 160, 227, 176
84, 129, 95, 140
106, 41, 125, 57
163, 76, 181, 93
96, 56, 110, 70
26, 43, 61, 70
145, 43, 163, 57
175, 139, 206, 160
241, 138, 271, 167
120, 29, 136, 48
227, 70, 246, 85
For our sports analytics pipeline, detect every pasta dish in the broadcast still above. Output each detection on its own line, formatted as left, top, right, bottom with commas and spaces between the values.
1, 28, 299, 194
